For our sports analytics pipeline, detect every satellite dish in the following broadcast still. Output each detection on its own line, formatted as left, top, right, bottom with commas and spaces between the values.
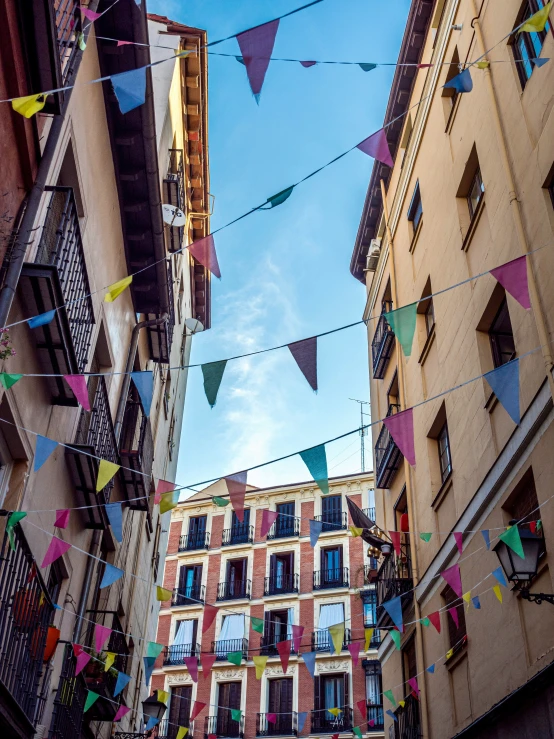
184, 318, 204, 334
162, 204, 186, 227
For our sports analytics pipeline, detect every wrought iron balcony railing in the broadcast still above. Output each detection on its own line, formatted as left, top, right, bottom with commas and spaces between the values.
371, 302, 394, 380
216, 579, 251, 601
311, 628, 351, 653
376, 545, 413, 629
311, 706, 352, 734
363, 507, 376, 522
222, 524, 254, 546
313, 567, 350, 590
392, 694, 422, 739
375, 404, 403, 489
364, 560, 380, 585
211, 638, 249, 661
49, 643, 88, 738
257, 713, 298, 736
164, 149, 186, 253
266, 516, 300, 540
259, 631, 296, 656
147, 260, 176, 363
179, 531, 211, 551
163, 643, 200, 665
205, 714, 245, 739
157, 719, 195, 739
264, 573, 299, 596
119, 382, 154, 511
313, 511, 348, 533
366, 704, 384, 732
172, 584, 205, 606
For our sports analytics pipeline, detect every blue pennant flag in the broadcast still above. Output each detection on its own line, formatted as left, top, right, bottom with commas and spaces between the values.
492, 566, 508, 588
472, 595, 481, 609
532, 57, 550, 67
484, 359, 520, 424
297, 712, 308, 732
144, 656, 156, 685
112, 67, 147, 114
359, 63, 377, 72
34, 435, 58, 472
302, 651, 316, 678
145, 716, 160, 731
426, 664, 435, 674
28, 310, 56, 329
382, 595, 404, 633
114, 671, 132, 697
309, 519, 323, 547
105, 503, 123, 542
299, 444, 329, 495
100, 563, 124, 589
444, 67, 473, 93
386, 710, 398, 723
481, 529, 491, 550
131, 371, 154, 417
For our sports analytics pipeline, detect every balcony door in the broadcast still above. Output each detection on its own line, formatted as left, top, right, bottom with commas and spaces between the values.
322, 495, 341, 529
269, 552, 293, 592
268, 678, 293, 733
264, 609, 292, 649
232, 509, 250, 529
168, 685, 192, 737
178, 564, 202, 604
227, 558, 247, 596
218, 681, 242, 737
188, 515, 206, 541
321, 546, 343, 584
170, 619, 198, 662
314, 673, 348, 729
317, 603, 344, 651
276, 502, 294, 534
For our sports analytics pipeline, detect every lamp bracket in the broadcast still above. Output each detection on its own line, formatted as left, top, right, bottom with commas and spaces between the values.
520, 589, 554, 606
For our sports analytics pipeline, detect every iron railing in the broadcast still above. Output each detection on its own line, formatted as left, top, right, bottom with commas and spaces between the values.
205, 714, 245, 739
164, 149, 186, 253
0, 523, 55, 728
158, 719, 195, 739
257, 713, 297, 736
119, 382, 154, 510
371, 302, 394, 380
163, 643, 200, 665
172, 584, 205, 606
313, 567, 349, 590
264, 573, 299, 596
48, 643, 88, 738
364, 560, 380, 584
311, 628, 351, 652
363, 507, 376, 522
36, 186, 94, 372
222, 524, 254, 546
375, 404, 402, 488
216, 580, 251, 601
376, 546, 413, 628
367, 704, 384, 731
55, 0, 81, 87
393, 694, 421, 739
179, 532, 210, 551
313, 511, 347, 533
212, 638, 248, 661
260, 631, 296, 656
311, 706, 352, 734
266, 517, 300, 540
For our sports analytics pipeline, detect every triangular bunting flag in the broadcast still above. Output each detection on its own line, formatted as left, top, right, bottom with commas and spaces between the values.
202, 360, 227, 407
482, 529, 491, 550
261, 509, 278, 537
384, 303, 417, 358
34, 435, 58, 472
426, 664, 435, 674
201, 652, 217, 677
448, 607, 459, 628
0, 373, 23, 390
492, 566, 508, 588
288, 337, 317, 391
104, 276, 132, 302
131, 371, 154, 416
383, 690, 396, 707
300, 60, 317, 68
114, 705, 131, 722
390, 630, 401, 649
265, 186, 295, 207
398, 701, 405, 708
184, 656, 198, 682
498, 524, 525, 558
188, 234, 221, 278
104, 652, 116, 671
420, 617, 430, 627
356, 699, 367, 717
145, 717, 160, 731
359, 62, 377, 72
267, 714, 277, 725
160, 491, 179, 514
350, 526, 363, 537
64, 375, 90, 410
105, 503, 123, 542
357, 128, 394, 167
28, 309, 56, 328
408, 677, 419, 696
484, 359, 520, 424
81, 7, 102, 20
490, 256, 530, 309
277, 639, 291, 673
203, 604, 218, 633
251, 616, 264, 634
444, 68, 473, 93
176, 728, 188, 739
114, 670, 132, 696
96, 460, 120, 492
225, 471, 247, 522
75, 650, 91, 675
213, 495, 230, 507
328, 623, 345, 655
155, 479, 174, 505
156, 586, 172, 601
299, 444, 329, 495
227, 651, 242, 666
420, 532, 432, 542
12, 94, 46, 118
291, 624, 304, 652
327, 708, 341, 717
112, 67, 147, 114
190, 701, 206, 721
84, 690, 100, 712
297, 712, 308, 732
231, 709, 242, 722
353, 728, 363, 739
253, 655, 268, 679
41, 536, 71, 568
309, 519, 323, 547
454, 532, 463, 554
493, 585, 503, 603
100, 563, 123, 589
463, 592, 472, 610
383, 408, 415, 466
520, 1, 552, 32
472, 595, 481, 609
94, 623, 112, 652
389, 531, 401, 555
348, 641, 361, 666
146, 642, 164, 659
302, 651, 316, 678
54, 509, 70, 529
382, 595, 404, 632
441, 563, 462, 597
364, 628, 374, 651
144, 656, 156, 684
532, 57, 550, 67
428, 611, 441, 633
236, 20, 279, 102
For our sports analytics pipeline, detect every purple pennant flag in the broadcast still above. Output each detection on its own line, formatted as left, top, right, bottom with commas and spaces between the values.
490, 256, 530, 309
356, 128, 394, 168
188, 235, 221, 279
300, 60, 317, 67
383, 408, 415, 466
261, 509, 279, 537
236, 20, 280, 102
225, 471, 248, 523
448, 607, 459, 629
381, 595, 404, 632
184, 656, 199, 683
291, 624, 304, 652
288, 337, 317, 391
441, 563, 462, 597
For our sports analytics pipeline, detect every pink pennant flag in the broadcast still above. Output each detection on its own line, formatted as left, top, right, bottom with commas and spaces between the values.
155, 479, 175, 505
267, 713, 277, 724
389, 531, 401, 556
81, 7, 102, 21
201, 652, 217, 678
225, 471, 247, 522
184, 656, 198, 683
41, 536, 71, 568
64, 375, 90, 410
356, 699, 367, 717
383, 408, 415, 466
428, 611, 441, 633
261, 509, 279, 537
114, 705, 131, 722
408, 677, 420, 697
188, 234, 221, 279
236, 20, 280, 101
348, 642, 361, 666
75, 650, 91, 675
291, 624, 304, 653
55, 509, 70, 529
94, 623, 112, 652
356, 128, 394, 168
288, 337, 317, 391
417, 63, 433, 68
454, 532, 463, 555
441, 563, 462, 597
276, 639, 291, 674
368, 720, 375, 728
202, 604, 218, 633
117, 40, 134, 46
490, 255, 530, 310
448, 607, 459, 629
300, 60, 317, 68
190, 701, 206, 721
73, 643, 84, 657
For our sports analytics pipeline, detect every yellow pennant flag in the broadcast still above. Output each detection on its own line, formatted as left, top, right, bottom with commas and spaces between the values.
520, 1, 552, 33
39, 591, 46, 607
160, 490, 179, 514
157, 586, 172, 601
104, 276, 133, 303
493, 585, 503, 603
328, 708, 342, 717
364, 628, 374, 651
477, 60, 490, 69
398, 700, 405, 708
349, 526, 363, 537
253, 655, 268, 679
328, 623, 345, 655
462, 591, 472, 610
12, 94, 46, 118
104, 652, 116, 671
176, 729, 188, 739
445, 648, 454, 660
157, 690, 170, 705
96, 460, 120, 492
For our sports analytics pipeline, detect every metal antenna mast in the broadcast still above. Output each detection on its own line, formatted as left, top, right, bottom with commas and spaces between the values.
349, 398, 370, 472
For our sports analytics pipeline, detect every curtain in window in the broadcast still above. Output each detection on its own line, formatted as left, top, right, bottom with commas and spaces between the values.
318, 603, 345, 650
217, 614, 245, 656
174, 620, 194, 646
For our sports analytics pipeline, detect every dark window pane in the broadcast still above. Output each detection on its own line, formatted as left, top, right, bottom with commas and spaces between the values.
443, 585, 467, 648
489, 299, 515, 368
408, 182, 423, 231
467, 169, 485, 219
438, 423, 452, 483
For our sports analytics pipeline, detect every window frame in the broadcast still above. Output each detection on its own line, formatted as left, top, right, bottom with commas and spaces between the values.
443, 585, 467, 651
437, 422, 452, 484
489, 298, 516, 368
424, 299, 435, 337
467, 168, 485, 220
511, 0, 550, 89
407, 181, 423, 233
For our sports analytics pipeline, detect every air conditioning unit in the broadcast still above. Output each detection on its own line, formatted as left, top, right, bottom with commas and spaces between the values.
364, 239, 381, 272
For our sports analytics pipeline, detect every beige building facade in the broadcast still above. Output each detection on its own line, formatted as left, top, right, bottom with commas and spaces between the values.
351, 0, 554, 737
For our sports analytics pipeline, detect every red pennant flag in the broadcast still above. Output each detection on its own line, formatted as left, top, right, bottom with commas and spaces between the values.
155, 479, 175, 505
454, 532, 463, 555
389, 531, 401, 556
291, 624, 304, 653
184, 656, 198, 683
236, 20, 280, 101
26, 562, 37, 584
356, 699, 367, 717
201, 652, 217, 678
188, 234, 221, 279
383, 408, 415, 466
276, 639, 291, 674
261, 509, 279, 537
225, 471, 247, 522
332, 734, 339, 739
202, 604, 218, 634
428, 611, 441, 633
190, 701, 206, 721
288, 337, 318, 391
530, 521, 537, 534
73, 643, 84, 657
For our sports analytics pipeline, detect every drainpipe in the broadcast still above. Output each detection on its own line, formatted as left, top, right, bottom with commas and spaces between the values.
469, 0, 554, 399
380, 178, 430, 739
0, 0, 100, 329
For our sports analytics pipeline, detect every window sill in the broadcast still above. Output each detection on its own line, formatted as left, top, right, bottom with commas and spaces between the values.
418, 324, 436, 366
461, 197, 485, 252
409, 218, 423, 254
431, 472, 453, 511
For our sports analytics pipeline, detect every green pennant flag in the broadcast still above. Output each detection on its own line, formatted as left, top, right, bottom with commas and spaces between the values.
420, 532, 432, 542
265, 186, 295, 208
498, 525, 525, 559
383, 690, 397, 707
146, 642, 164, 659
84, 691, 101, 712
6, 511, 27, 551
213, 496, 230, 507
353, 728, 363, 739
251, 617, 264, 634
420, 617, 430, 627
390, 630, 401, 650
0, 373, 23, 390
299, 444, 329, 495
231, 709, 242, 722
201, 360, 227, 407
384, 303, 418, 358
227, 651, 242, 666
537, 519, 542, 532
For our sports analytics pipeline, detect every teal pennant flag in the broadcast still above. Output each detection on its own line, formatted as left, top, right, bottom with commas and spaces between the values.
299, 444, 329, 495
384, 303, 417, 358
201, 360, 227, 407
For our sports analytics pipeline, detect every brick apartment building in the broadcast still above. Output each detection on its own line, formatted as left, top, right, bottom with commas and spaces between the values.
152, 473, 385, 739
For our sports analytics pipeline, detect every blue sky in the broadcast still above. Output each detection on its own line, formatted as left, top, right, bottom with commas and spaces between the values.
149, 0, 410, 491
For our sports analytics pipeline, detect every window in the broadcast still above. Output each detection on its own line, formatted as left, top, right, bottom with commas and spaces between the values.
365, 660, 383, 728
407, 181, 423, 232
188, 515, 207, 544
512, 0, 550, 88
169, 620, 198, 662
443, 585, 467, 650
402, 637, 418, 694
47, 560, 65, 605
314, 673, 349, 731
547, 166, 554, 208
264, 609, 293, 648
217, 682, 242, 737
269, 552, 294, 592
168, 686, 192, 730
438, 423, 452, 483
231, 509, 250, 529
442, 48, 461, 117
363, 589, 377, 628
321, 495, 342, 531
424, 299, 435, 337
226, 558, 247, 595
267, 678, 293, 733
489, 298, 516, 367
275, 501, 295, 536
163, 370, 171, 419
317, 602, 345, 650
177, 564, 202, 605
467, 168, 485, 219
321, 546, 343, 579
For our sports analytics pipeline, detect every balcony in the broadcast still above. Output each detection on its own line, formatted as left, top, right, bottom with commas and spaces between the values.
164, 149, 186, 253
371, 302, 395, 380
211, 639, 249, 662
205, 714, 245, 739
264, 573, 299, 596
312, 628, 351, 653
179, 532, 211, 551
20, 187, 94, 403
65, 375, 118, 529
147, 261, 175, 363
119, 382, 154, 511
260, 631, 296, 657
163, 643, 200, 665
375, 404, 403, 489
313, 511, 347, 533
49, 643, 88, 738
376, 546, 413, 629
157, 719, 195, 739
366, 704, 384, 732
0, 522, 55, 738
222, 524, 254, 546
171, 584, 205, 606
313, 567, 350, 590
364, 560, 380, 585
257, 713, 298, 736
82, 611, 129, 721
391, 694, 421, 739
311, 707, 352, 734
216, 580, 251, 601
267, 516, 300, 540
363, 507, 376, 522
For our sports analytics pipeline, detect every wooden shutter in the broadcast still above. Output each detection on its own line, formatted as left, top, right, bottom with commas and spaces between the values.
178, 566, 188, 590
191, 619, 198, 646
243, 509, 250, 526
264, 610, 272, 642
343, 673, 349, 709
282, 678, 293, 713
229, 681, 241, 709
270, 554, 277, 580
338, 545, 343, 570
169, 686, 192, 726
313, 675, 322, 711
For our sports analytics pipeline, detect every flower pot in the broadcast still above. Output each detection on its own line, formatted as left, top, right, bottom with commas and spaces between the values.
12, 588, 40, 630
43, 626, 60, 662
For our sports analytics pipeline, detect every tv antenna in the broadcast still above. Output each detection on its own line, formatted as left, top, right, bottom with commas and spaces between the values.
349, 398, 370, 472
